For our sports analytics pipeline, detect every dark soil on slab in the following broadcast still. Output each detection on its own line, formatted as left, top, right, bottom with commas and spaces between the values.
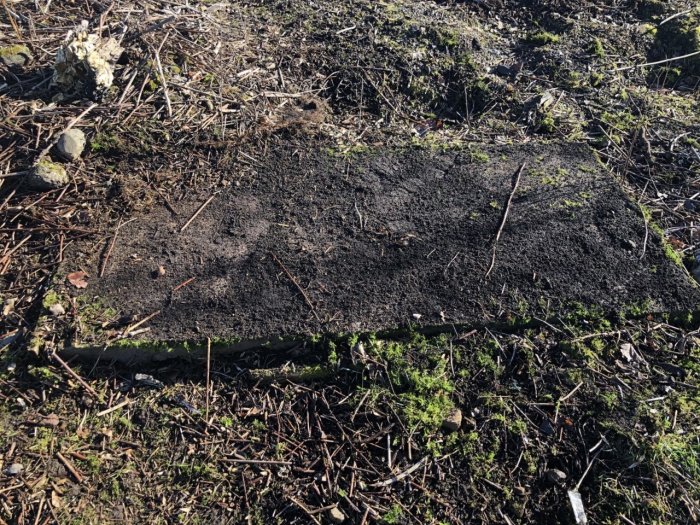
60, 142, 698, 345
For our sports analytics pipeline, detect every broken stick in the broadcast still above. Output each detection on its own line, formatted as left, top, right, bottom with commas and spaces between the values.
270, 252, 321, 321
485, 162, 526, 279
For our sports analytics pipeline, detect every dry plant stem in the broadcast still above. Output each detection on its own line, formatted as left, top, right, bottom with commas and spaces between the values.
56, 451, 84, 483
49, 352, 99, 398
225, 457, 292, 466
172, 276, 196, 292
205, 337, 211, 430
122, 310, 161, 337
180, 194, 216, 232
611, 49, 700, 72
554, 380, 584, 425
288, 497, 322, 525
270, 252, 321, 321
370, 457, 427, 487
152, 32, 173, 118
100, 218, 136, 277
485, 162, 526, 278
96, 399, 131, 417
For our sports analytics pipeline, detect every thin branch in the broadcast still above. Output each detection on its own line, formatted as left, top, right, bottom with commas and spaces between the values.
485, 162, 526, 278
610, 50, 700, 72
270, 252, 321, 321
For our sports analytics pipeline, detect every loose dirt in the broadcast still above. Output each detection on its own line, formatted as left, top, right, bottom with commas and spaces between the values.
54, 142, 698, 351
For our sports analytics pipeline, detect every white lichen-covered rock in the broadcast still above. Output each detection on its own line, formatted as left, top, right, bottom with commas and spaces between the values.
57, 129, 86, 161
27, 159, 69, 190
52, 21, 123, 100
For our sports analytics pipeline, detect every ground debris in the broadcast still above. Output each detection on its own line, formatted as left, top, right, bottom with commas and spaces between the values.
52, 21, 123, 100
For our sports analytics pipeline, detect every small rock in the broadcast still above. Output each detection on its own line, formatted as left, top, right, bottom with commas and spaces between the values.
442, 408, 463, 432
623, 239, 637, 250
545, 469, 567, 484
27, 159, 69, 190
4, 463, 23, 476
49, 303, 66, 316
494, 64, 513, 77
539, 419, 555, 436
133, 373, 165, 390
57, 129, 86, 161
328, 507, 346, 524
0, 44, 32, 67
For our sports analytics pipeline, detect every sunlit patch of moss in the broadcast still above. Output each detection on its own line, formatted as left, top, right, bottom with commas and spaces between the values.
653, 433, 700, 480
538, 111, 556, 133
525, 31, 559, 46
590, 72, 604, 88
590, 38, 605, 58
366, 335, 456, 434
42, 290, 61, 309
468, 147, 490, 163
90, 132, 124, 153
382, 504, 404, 524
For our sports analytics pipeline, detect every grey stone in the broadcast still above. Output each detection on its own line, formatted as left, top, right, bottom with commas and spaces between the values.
4, 463, 23, 476
328, 507, 346, 524
495, 64, 513, 77
0, 45, 32, 67
27, 159, 69, 190
57, 129, 86, 161
545, 469, 567, 484
442, 408, 462, 432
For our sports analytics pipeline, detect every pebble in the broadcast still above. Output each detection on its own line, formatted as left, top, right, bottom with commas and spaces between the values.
328, 507, 346, 524
49, 303, 66, 316
539, 419, 555, 436
57, 129, 86, 161
27, 159, 68, 190
494, 64, 514, 77
545, 468, 567, 484
442, 408, 463, 432
4, 463, 23, 476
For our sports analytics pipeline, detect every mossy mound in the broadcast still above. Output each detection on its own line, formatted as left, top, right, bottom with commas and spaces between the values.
0, 44, 32, 67
653, 8, 700, 75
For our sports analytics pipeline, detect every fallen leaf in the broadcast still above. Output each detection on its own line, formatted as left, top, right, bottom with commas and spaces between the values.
67, 271, 89, 288
51, 490, 63, 509
620, 343, 634, 362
